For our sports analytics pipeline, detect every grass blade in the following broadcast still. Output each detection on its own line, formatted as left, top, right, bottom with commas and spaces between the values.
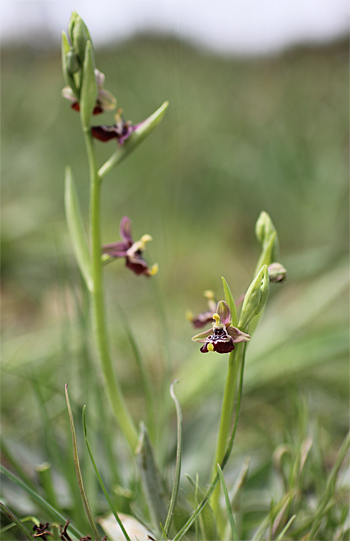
65, 384, 101, 541
82, 406, 131, 541
164, 381, 183, 538
0, 465, 83, 539
275, 514, 296, 540
0, 503, 36, 540
308, 430, 350, 540
217, 464, 239, 541
136, 423, 168, 531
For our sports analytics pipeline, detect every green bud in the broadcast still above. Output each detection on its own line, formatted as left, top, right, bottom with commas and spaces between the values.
67, 11, 78, 45
255, 211, 279, 262
61, 31, 79, 99
268, 262, 287, 283
66, 49, 80, 75
238, 265, 270, 329
72, 14, 93, 65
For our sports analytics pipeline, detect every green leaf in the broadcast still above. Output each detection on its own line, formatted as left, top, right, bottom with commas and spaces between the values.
136, 423, 168, 532
221, 276, 238, 327
80, 41, 97, 129
64, 166, 93, 292
164, 382, 183, 538
217, 464, 239, 541
99, 101, 169, 178
65, 385, 101, 541
0, 465, 83, 539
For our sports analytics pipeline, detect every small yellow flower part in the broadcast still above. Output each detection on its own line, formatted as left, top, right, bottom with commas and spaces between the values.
204, 290, 215, 300
186, 310, 194, 321
148, 263, 159, 276
207, 343, 214, 352
212, 313, 222, 328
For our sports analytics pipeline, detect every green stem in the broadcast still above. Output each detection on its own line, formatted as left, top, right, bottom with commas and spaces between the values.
84, 128, 138, 452
210, 342, 244, 516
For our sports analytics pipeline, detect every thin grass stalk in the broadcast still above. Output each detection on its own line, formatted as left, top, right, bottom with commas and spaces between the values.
216, 464, 239, 541
0, 503, 36, 541
308, 430, 350, 540
82, 406, 131, 541
0, 465, 83, 539
65, 385, 101, 541
163, 381, 183, 537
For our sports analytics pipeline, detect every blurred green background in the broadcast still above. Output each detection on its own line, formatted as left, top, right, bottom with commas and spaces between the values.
1, 34, 349, 535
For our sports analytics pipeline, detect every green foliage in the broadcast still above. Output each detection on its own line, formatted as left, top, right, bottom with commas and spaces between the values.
1, 32, 348, 541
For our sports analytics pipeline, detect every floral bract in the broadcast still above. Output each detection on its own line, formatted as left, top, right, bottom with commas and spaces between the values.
102, 216, 158, 277
192, 301, 250, 353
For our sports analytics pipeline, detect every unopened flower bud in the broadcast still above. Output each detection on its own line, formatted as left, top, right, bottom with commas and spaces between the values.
238, 265, 269, 329
255, 211, 279, 262
268, 262, 287, 283
68, 12, 92, 65
67, 11, 78, 45
66, 50, 80, 74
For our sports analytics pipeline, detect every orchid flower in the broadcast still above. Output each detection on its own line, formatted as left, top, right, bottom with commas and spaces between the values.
102, 216, 158, 277
62, 69, 116, 114
192, 301, 250, 353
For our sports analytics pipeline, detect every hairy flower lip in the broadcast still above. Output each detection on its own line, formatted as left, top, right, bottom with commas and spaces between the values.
192, 301, 250, 354
102, 216, 157, 277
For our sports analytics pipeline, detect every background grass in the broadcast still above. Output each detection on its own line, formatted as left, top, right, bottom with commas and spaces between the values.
1, 34, 349, 540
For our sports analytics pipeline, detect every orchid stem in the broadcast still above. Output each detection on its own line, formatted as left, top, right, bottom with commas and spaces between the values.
210, 341, 245, 518
84, 127, 138, 452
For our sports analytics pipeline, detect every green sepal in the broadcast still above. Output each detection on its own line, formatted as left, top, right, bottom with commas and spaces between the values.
80, 41, 97, 130
238, 265, 270, 329
98, 101, 169, 178
61, 32, 79, 99
64, 166, 93, 292
221, 276, 238, 327
136, 423, 168, 532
